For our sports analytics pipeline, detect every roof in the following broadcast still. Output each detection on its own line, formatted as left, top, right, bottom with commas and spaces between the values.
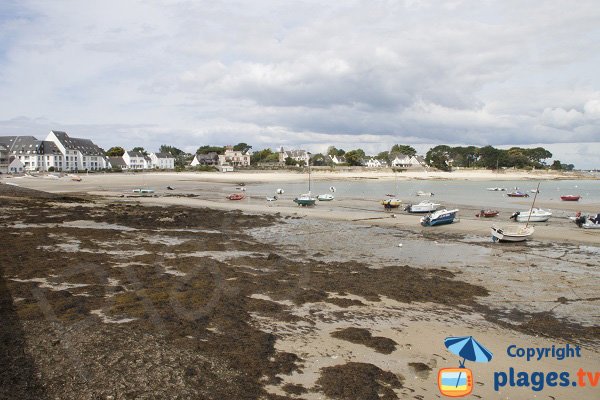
152, 152, 174, 159
285, 149, 307, 158
51, 130, 105, 156
108, 157, 127, 167
0, 144, 7, 151
127, 151, 146, 157
196, 152, 219, 160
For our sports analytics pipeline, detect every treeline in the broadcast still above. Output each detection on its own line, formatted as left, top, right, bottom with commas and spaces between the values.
425, 145, 571, 171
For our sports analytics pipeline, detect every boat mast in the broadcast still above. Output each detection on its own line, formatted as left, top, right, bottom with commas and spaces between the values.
308, 153, 311, 195
525, 182, 541, 228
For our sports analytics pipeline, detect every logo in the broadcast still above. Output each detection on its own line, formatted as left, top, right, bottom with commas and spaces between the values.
438, 336, 493, 397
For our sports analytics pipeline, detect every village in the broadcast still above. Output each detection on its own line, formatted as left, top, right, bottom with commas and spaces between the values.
0, 130, 428, 174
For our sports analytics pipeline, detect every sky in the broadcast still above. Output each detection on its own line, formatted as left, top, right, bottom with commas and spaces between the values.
0, 0, 599, 168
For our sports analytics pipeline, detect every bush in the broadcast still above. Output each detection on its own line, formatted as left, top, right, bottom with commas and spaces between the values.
48, 166, 55, 172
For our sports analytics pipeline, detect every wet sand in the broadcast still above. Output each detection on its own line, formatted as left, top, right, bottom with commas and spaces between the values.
1, 179, 599, 399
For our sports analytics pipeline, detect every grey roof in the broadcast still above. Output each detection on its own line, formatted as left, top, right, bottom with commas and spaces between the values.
0, 144, 7, 151
51, 130, 105, 156
153, 152, 173, 159
108, 157, 127, 167
285, 149, 307, 158
40, 141, 62, 155
196, 152, 219, 160
0, 136, 39, 153
127, 151, 146, 157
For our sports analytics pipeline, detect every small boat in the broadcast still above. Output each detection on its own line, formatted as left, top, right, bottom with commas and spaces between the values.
530, 189, 540, 193
276, 188, 284, 194
166, 186, 175, 190
506, 191, 529, 198
420, 209, 459, 226
317, 194, 334, 201
476, 210, 499, 218
510, 208, 552, 222
235, 187, 247, 191
132, 188, 155, 194
227, 193, 245, 200
71, 175, 82, 182
560, 195, 581, 201
416, 191, 434, 197
575, 213, 600, 229
404, 200, 441, 213
266, 195, 278, 202
381, 198, 402, 209
293, 194, 316, 206
491, 224, 534, 242
486, 187, 506, 191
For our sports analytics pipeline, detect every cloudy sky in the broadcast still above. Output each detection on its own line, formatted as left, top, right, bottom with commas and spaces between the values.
0, 0, 599, 167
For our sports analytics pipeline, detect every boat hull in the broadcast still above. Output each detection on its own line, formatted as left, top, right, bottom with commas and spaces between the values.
406, 202, 441, 213
317, 194, 334, 201
420, 209, 458, 226
491, 225, 534, 242
294, 198, 316, 206
561, 195, 580, 201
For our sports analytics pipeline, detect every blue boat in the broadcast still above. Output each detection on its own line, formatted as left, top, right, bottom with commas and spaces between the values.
420, 209, 459, 226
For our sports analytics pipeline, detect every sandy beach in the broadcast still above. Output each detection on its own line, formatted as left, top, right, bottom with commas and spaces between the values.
1, 173, 598, 399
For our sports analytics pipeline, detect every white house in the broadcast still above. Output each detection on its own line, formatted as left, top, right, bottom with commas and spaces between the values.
8, 158, 25, 173
45, 130, 108, 171
329, 154, 347, 165
365, 158, 386, 168
279, 148, 310, 165
191, 152, 219, 166
149, 152, 175, 169
218, 146, 250, 167
123, 151, 148, 169
390, 154, 427, 168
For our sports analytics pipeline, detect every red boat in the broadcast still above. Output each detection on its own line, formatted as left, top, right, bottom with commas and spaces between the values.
560, 195, 581, 201
227, 193, 246, 200
476, 210, 499, 218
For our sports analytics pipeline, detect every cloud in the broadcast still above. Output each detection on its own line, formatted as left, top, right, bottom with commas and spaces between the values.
0, 0, 599, 168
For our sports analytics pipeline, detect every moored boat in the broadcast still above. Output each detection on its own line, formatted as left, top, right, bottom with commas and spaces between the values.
486, 187, 506, 191
420, 209, 459, 226
560, 195, 581, 201
491, 224, 534, 242
227, 193, 245, 200
506, 191, 529, 198
476, 210, 499, 218
132, 188, 155, 194
317, 194, 334, 201
416, 191, 434, 197
381, 198, 402, 209
510, 208, 552, 223
293, 194, 316, 206
404, 200, 441, 213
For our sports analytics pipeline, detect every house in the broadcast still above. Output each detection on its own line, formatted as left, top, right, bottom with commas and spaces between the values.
0, 131, 108, 172
0, 144, 8, 173
329, 154, 347, 165
108, 157, 128, 170
218, 146, 250, 167
45, 130, 108, 171
8, 158, 25, 174
390, 154, 427, 168
365, 158, 386, 168
278, 148, 310, 165
191, 152, 219, 166
149, 153, 175, 169
123, 151, 148, 169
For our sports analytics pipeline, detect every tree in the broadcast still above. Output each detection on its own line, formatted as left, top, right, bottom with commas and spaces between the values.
251, 148, 279, 164
285, 157, 296, 166
390, 144, 417, 156
310, 153, 329, 166
344, 150, 365, 166
106, 146, 125, 157
233, 142, 252, 154
425, 145, 452, 171
376, 151, 390, 161
327, 146, 345, 156
550, 160, 563, 170
197, 145, 225, 155
132, 147, 148, 156
159, 145, 184, 156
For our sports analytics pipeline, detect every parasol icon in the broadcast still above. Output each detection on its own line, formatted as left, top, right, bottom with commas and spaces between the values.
444, 336, 493, 389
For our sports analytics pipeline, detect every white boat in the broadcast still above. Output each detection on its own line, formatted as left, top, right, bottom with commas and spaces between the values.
416, 191, 434, 197
132, 188, 155, 194
582, 222, 600, 229
487, 187, 507, 191
510, 208, 552, 223
317, 194, 334, 201
530, 189, 540, 193
491, 224, 534, 242
575, 213, 600, 229
404, 200, 441, 213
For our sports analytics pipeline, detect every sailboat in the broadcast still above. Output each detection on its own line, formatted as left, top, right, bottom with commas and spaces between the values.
491, 183, 539, 242
293, 159, 316, 206
380, 171, 402, 209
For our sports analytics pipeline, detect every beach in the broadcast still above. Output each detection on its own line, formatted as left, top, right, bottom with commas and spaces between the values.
1, 172, 599, 399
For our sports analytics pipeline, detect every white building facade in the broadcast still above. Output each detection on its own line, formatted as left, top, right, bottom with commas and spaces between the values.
149, 152, 175, 169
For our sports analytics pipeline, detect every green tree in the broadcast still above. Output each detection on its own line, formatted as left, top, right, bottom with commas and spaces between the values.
425, 145, 452, 171
251, 148, 279, 164
390, 144, 417, 156
106, 146, 125, 157
376, 151, 390, 161
132, 147, 148, 156
344, 150, 365, 166
232, 143, 252, 154
327, 146, 345, 156
285, 157, 296, 166
159, 145, 184, 156
310, 153, 329, 166
550, 160, 563, 170
197, 145, 225, 155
